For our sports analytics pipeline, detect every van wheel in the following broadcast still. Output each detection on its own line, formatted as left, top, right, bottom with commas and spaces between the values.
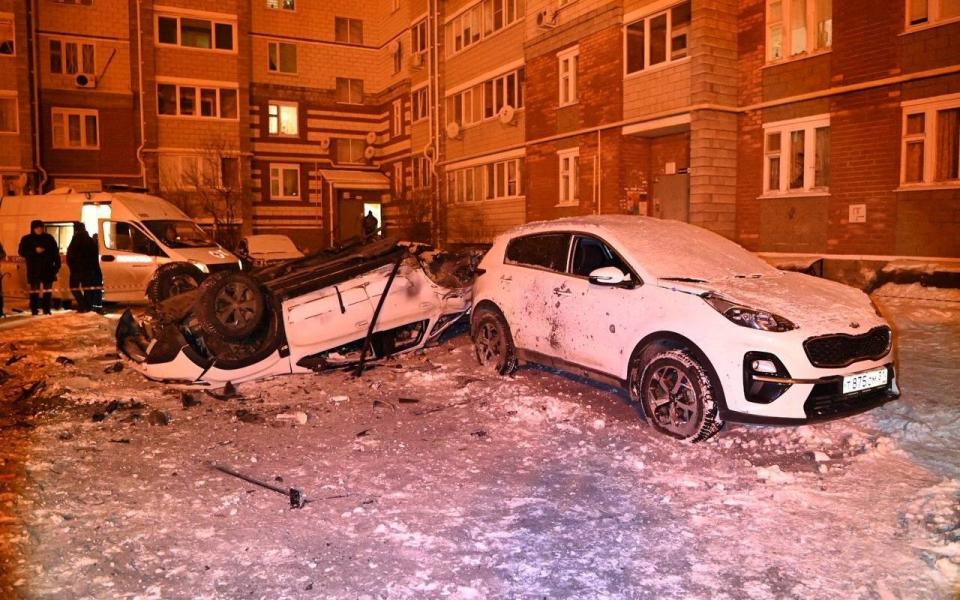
630, 349, 723, 443
147, 262, 205, 305
470, 307, 518, 376
196, 272, 267, 342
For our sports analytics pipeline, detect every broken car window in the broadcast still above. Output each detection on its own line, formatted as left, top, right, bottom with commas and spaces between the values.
570, 236, 631, 278
504, 233, 571, 272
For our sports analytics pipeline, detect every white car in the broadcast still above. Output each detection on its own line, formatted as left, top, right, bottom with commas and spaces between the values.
237, 234, 305, 268
118, 240, 475, 386
470, 216, 899, 442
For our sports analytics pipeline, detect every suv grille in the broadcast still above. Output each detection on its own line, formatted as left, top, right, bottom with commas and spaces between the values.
803, 326, 891, 368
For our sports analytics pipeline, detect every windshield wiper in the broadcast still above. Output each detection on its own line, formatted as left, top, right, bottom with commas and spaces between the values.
659, 276, 709, 283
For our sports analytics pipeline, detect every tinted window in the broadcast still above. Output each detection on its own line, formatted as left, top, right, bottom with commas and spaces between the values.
570, 236, 631, 278
504, 233, 571, 272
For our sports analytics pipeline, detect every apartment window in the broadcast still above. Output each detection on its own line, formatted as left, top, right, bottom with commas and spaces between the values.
268, 41, 297, 73
158, 155, 221, 191
335, 17, 363, 44
447, 157, 523, 202
266, 0, 295, 10
412, 86, 429, 122
449, 88, 477, 126
558, 46, 579, 107
50, 0, 92, 4
625, 1, 690, 74
267, 101, 298, 136
907, 0, 960, 26
412, 20, 428, 53
156, 15, 235, 51
766, 0, 831, 62
448, 0, 520, 55
558, 148, 580, 205
763, 115, 830, 194
335, 138, 366, 164
269, 164, 300, 199
901, 94, 960, 185
0, 96, 16, 133
52, 108, 99, 149
335, 78, 364, 104
482, 68, 524, 119
157, 83, 238, 119
0, 15, 14, 55
393, 162, 404, 195
392, 40, 403, 74
392, 99, 403, 136
49, 39, 95, 75
412, 156, 431, 189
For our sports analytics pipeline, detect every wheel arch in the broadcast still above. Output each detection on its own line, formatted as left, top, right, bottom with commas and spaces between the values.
629, 331, 729, 412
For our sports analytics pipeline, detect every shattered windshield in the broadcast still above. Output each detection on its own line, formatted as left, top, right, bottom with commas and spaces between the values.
143, 220, 215, 249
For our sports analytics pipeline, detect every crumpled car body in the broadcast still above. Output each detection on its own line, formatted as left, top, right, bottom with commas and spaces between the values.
117, 239, 476, 386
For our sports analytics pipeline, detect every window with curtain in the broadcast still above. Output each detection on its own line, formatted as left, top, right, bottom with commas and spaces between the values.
766, 0, 831, 62
762, 115, 830, 194
901, 96, 960, 185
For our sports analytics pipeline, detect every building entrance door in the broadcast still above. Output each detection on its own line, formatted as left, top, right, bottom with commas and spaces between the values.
652, 174, 689, 222
337, 189, 383, 243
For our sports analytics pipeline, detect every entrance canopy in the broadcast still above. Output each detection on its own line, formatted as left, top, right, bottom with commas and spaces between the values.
318, 169, 390, 191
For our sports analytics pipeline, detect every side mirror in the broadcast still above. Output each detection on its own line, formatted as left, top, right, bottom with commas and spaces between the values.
589, 266, 629, 287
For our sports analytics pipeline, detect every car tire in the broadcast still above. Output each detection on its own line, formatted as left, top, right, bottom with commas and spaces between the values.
471, 306, 518, 376
201, 300, 283, 370
631, 348, 723, 443
147, 262, 205, 305
195, 272, 267, 342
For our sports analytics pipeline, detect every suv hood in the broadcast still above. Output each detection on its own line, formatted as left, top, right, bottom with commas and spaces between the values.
659, 272, 883, 335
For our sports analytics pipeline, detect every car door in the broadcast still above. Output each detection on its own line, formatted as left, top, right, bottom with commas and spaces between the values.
98, 220, 164, 302
499, 232, 573, 356
549, 234, 645, 376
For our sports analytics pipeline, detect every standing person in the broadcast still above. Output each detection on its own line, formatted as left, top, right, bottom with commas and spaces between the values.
362, 210, 379, 240
18, 220, 60, 316
66, 223, 96, 312
0, 241, 6, 317
88, 233, 103, 313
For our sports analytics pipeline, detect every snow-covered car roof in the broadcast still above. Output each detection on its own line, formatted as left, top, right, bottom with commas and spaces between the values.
498, 215, 778, 283
244, 234, 303, 257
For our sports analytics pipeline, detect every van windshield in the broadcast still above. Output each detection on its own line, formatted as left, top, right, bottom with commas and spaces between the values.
143, 220, 214, 249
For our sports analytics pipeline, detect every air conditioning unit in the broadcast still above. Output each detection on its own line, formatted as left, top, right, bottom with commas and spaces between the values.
364, 145, 377, 161
445, 121, 462, 140
498, 104, 517, 126
412, 51, 425, 68
365, 131, 378, 145
74, 74, 97, 89
318, 135, 331, 150
536, 9, 558, 28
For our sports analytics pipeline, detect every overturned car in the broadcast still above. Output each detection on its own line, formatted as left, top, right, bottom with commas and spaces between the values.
117, 239, 477, 385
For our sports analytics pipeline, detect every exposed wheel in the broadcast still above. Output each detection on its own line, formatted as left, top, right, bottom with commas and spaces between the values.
630, 348, 723, 443
470, 306, 518, 376
147, 262, 205, 305
199, 300, 283, 370
196, 272, 267, 342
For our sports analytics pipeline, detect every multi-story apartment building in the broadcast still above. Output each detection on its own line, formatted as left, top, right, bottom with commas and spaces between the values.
3, 0, 959, 257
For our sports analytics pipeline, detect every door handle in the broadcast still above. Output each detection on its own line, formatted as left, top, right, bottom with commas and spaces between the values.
101, 255, 116, 262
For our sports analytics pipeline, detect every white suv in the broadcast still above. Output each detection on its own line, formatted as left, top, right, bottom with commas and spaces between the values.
470, 216, 899, 442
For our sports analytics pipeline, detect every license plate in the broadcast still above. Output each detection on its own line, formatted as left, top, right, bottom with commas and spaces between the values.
842, 368, 888, 394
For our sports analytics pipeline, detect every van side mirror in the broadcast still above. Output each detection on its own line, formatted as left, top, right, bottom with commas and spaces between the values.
589, 266, 630, 287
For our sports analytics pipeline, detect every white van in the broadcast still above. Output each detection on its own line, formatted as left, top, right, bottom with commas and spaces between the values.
0, 188, 241, 304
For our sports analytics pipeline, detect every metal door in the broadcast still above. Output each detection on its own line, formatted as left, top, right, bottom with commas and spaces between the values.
652, 174, 690, 222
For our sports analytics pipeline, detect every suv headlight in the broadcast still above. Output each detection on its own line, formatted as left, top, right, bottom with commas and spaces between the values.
703, 294, 797, 332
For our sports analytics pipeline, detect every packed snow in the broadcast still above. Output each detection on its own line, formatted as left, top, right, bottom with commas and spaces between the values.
0, 285, 957, 598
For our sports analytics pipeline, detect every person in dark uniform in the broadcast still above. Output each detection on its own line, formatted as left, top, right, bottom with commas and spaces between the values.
66, 223, 98, 312
18, 220, 61, 315
362, 210, 379, 240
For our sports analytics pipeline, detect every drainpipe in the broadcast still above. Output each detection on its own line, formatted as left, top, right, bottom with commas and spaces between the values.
135, 0, 147, 187
429, 0, 441, 245
595, 128, 601, 215
29, 0, 47, 191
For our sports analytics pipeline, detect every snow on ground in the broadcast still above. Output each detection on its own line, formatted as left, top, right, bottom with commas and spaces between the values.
0, 289, 958, 599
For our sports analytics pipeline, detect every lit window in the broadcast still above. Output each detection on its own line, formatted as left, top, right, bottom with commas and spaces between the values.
335, 17, 363, 44
558, 46, 579, 107
269, 164, 300, 199
266, 0, 295, 10
907, 0, 960, 27
0, 15, 14, 56
268, 41, 297, 73
51, 107, 99, 149
558, 148, 580, 205
765, 0, 831, 62
267, 101, 298, 136
762, 115, 830, 194
625, 1, 690, 74
901, 94, 960, 185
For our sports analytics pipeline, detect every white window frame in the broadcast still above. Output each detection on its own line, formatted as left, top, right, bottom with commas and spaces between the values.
412, 85, 429, 122
393, 161, 404, 195
267, 41, 297, 74
392, 98, 403, 136
624, 1, 691, 76
269, 163, 300, 200
482, 68, 524, 119
267, 100, 299, 137
48, 37, 96, 75
905, 0, 960, 29
266, 0, 295, 11
412, 156, 431, 189
558, 46, 579, 108
51, 107, 99, 150
155, 14, 237, 53
0, 93, 18, 134
446, 0, 520, 57
412, 19, 428, 53
761, 114, 830, 196
558, 148, 580, 206
765, 0, 832, 63
335, 138, 366, 165
1, 13, 16, 57
900, 93, 960, 186
451, 88, 476, 126
156, 82, 239, 120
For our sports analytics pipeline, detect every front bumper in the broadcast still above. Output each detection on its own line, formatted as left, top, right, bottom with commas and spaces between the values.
722, 363, 900, 425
